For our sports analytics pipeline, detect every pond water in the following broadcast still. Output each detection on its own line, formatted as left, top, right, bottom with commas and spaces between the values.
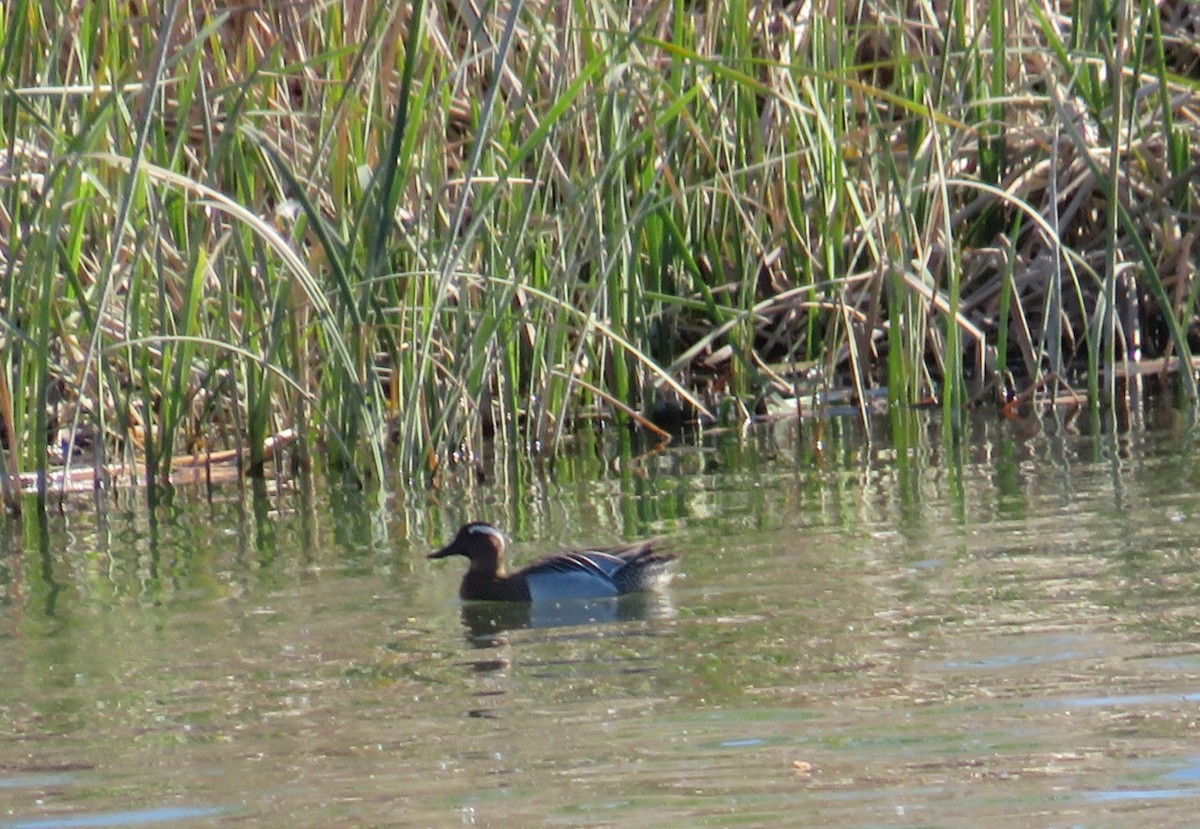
2, 410, 1200, 827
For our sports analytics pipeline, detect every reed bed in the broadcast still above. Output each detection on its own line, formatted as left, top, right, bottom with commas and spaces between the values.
1, 0, 1197, 503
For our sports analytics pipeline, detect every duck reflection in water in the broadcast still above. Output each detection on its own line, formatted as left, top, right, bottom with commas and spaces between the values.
458, 588, 679, 640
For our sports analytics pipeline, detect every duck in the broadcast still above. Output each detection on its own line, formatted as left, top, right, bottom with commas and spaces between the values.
428, 521, 680, 602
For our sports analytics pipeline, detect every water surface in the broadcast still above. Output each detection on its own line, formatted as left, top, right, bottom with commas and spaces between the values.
3, 413, 1200, 826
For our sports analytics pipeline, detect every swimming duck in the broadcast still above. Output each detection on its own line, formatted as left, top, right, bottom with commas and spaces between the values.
428, 521, 680, 602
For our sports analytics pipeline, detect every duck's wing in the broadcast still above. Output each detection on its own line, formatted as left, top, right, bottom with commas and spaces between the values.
518, 550, 630, 600
517, 539, 680, 601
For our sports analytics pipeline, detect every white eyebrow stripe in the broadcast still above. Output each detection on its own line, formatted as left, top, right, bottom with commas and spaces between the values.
468, 524, 505, 540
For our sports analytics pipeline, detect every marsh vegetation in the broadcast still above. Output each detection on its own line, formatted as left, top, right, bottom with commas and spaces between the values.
1, 0, 1197, 503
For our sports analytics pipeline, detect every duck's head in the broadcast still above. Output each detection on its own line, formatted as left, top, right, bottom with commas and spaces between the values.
428, 522, 508, 571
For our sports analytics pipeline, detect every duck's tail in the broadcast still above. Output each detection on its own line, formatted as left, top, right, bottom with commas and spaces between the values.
615, 544, 680, 593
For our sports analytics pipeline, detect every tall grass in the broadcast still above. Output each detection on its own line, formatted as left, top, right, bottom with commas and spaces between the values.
0, 0, 1197, 504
